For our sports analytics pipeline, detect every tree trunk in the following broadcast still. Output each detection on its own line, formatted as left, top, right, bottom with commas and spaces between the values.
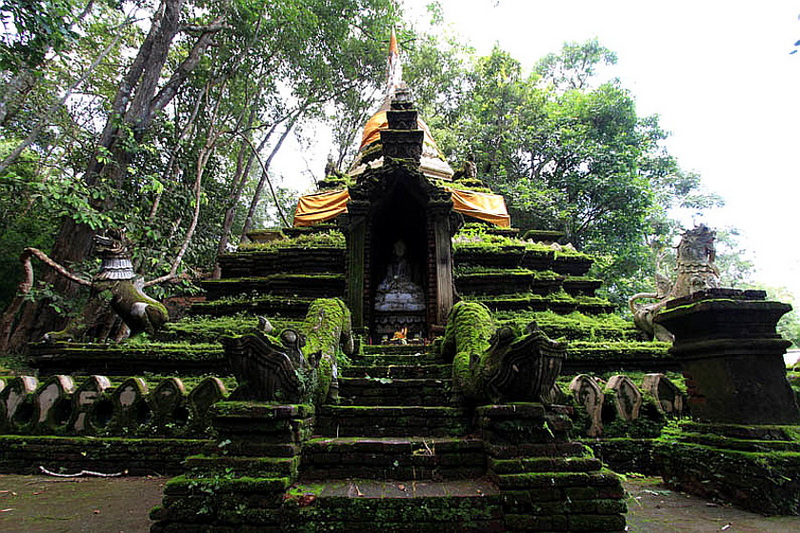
8, 0, 223, 348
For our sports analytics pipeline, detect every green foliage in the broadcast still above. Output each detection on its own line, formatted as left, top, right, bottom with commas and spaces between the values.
0, 0, 80, 71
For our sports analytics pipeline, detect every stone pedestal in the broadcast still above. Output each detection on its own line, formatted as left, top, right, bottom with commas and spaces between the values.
654, 289, 800, 515
151, 402, 312, 532
655, 288, 798, 424
478, 403, 627, 532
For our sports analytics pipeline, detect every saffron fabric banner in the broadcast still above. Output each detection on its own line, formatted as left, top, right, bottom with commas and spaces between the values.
293, 187, 510, 228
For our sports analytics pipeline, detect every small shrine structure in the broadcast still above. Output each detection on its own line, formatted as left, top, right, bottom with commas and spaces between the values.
293, 31, 509, 341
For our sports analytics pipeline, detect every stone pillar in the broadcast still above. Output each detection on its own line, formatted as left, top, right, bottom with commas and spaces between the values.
655, 288, 798, 424
654, 288, 800, 515
428, 201, 455, 329
343, 201, 369, 334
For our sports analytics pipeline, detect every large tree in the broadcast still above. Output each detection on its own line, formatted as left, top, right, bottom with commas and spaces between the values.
1, 0, 401, 347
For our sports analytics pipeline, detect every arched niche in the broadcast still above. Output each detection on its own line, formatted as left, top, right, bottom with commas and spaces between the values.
343, 162, 456, 342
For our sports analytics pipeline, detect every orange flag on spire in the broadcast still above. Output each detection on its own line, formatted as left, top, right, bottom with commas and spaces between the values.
389, 28, 398, 55
387, 28, 402, 92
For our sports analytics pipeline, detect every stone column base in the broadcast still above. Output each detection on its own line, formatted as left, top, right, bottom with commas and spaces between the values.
478, 403, 627, 532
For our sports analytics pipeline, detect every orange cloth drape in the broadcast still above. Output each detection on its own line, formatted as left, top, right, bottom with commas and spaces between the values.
360, 111, 438, 151
447, 188, 511, 228
293, 189, 350, 227
293, 188, 510, 228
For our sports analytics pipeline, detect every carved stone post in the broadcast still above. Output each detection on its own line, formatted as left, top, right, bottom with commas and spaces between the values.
343, 201, 369, 334
428, 201, 455, 329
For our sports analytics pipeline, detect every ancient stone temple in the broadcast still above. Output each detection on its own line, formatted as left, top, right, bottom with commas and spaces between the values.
294, 36, 510, 342
8, 29, 761, 533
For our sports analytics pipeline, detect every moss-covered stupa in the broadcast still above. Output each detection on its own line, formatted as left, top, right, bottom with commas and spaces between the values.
7, 30, 757, 533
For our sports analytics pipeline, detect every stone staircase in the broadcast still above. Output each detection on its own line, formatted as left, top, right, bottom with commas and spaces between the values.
151, 343, 627, 532
289, 343, 504, 532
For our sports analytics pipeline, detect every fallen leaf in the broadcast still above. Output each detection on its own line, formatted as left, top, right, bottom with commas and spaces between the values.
397, 484, 405, 491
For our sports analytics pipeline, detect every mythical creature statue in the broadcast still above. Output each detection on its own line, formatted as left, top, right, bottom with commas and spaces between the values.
442, 302, 565, 404
224, 298, 355, 404
45, 229, 168, 341
629, 224, 720, 342
92, 229, 169, 336
481, 322, 567, 404
224, 328, 312, 403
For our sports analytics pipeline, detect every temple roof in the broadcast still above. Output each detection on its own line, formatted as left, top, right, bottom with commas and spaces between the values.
347, 30, 454, 180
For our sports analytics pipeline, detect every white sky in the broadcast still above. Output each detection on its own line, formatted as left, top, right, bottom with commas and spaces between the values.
274, 1, 800, 300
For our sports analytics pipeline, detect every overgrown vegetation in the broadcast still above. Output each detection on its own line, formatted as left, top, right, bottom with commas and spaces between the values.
237, 230, 345, 252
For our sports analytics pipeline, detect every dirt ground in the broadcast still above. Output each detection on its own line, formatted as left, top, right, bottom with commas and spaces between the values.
2, 474, 800, 532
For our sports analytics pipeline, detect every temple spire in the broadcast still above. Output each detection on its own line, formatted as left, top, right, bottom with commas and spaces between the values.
386, 28, 403, 94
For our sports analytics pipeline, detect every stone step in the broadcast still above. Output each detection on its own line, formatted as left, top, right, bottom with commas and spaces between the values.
487, 456, 603, 475
184, 454, 299, 478
200, 273, 344, 301
282, 478, 503, 532
344, 364, 451, 380
355, 353, 439, 365
362, 344, 430, 355
316, 406, 469, 438
187, 295, 313, 318
339, 377, 453, 406
455, 270, 562, 296
301, 437, 485, 480
217, 246, 345, 278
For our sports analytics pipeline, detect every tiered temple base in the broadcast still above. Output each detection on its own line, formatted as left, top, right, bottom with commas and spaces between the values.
151, 346, 627, 532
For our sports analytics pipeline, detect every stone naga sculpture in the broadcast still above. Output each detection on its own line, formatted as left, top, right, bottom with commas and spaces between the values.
481, 322, 567, 404
442, 302, 565, 404
629, 224, 720, 342
224, 298, 355, 404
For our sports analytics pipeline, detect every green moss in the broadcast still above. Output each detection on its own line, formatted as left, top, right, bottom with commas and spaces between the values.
452, 223, 589, 258
493, 310, 639, 342
237, 230, 345, 252
165, 474, 291, 495
160, 313, 297, 343
568, 340, 672, 360
441, 301, 496, 399
454, 267, 562, 280
42, 341, 224, 362
299, 298, 352, 406
204, 273, 344, 283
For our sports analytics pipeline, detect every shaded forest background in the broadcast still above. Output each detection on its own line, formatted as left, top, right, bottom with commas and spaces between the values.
0, 0, 796, 349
